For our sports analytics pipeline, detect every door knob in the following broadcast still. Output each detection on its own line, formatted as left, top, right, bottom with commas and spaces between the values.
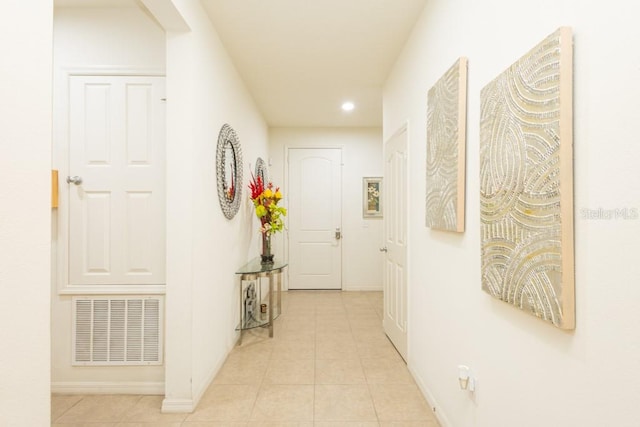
66, 175, 82, 185
379, 247, 388, 252
335, 227, 342, 240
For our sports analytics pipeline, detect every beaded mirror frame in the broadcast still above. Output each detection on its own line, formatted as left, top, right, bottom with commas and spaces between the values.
216, 124, 243, 219
255, 157, 268, 186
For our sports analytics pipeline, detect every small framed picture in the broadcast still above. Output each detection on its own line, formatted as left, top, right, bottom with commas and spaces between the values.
363, 177, 383, 218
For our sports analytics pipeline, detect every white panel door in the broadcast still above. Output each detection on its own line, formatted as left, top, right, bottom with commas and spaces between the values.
68, 76, 165, 286
288, 148, 342, 289
383, 128, 408, 360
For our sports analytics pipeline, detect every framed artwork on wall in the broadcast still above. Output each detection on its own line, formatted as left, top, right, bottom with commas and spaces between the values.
426, 57, 468, 232
363, 177, 382, 218
479, 27, 574, 329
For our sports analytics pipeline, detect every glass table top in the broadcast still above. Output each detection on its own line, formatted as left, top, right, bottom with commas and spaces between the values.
235, 257, 288, 275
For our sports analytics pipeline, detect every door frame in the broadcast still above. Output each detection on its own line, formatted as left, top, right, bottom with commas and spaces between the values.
54, 67, 166, 295
284, 145, 344, 291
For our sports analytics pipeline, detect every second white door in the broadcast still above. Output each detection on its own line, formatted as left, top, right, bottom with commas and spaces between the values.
383, 128, 408, 360
288, 148, 342, 290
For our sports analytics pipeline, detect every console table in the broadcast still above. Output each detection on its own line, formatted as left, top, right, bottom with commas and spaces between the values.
235, 258, 287, 344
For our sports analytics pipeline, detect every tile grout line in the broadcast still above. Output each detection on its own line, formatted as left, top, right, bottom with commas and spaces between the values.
312, 299, 318, 423
123, 394, 144, 424
247, 322, 273, 424
360, 295, 383, 425
52, 395, 85, 424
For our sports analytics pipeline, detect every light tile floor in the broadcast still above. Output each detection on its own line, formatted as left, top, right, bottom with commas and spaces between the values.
52, 291, 441, 427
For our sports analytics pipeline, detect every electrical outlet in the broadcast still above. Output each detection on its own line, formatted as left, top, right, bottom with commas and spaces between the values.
458, 364, 476, 392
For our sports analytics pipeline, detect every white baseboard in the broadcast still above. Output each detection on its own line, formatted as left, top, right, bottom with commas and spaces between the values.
343, 285, 383, 291
51, 381, 164, 395
408, 364, 452, 427
161, 398, 195, 413
163, 341, 233, 414
191, 351, 228, 409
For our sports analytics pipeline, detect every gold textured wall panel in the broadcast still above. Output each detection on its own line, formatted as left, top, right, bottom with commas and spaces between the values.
426, 57, 468, 232
479, 27, 574, 329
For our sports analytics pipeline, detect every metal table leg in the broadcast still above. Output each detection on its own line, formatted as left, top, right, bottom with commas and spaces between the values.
276, 270, 282, 317
268, 272, 274, 337
238, 276, 244, 345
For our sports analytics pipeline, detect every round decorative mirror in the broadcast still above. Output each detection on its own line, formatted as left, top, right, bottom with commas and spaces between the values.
216, 124, 243, 219
255, 157, 268, 185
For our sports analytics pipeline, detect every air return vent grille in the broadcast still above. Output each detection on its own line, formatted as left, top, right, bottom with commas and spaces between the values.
72, 297, 163, 366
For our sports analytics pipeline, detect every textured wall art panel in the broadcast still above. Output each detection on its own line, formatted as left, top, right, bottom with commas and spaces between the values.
426, 57, 467, 232
479, 27, 574, 329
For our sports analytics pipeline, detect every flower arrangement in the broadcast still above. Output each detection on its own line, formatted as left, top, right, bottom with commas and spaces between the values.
248, 174, 287, 263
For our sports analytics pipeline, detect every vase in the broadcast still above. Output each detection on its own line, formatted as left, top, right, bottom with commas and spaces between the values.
261, 233, 274, 265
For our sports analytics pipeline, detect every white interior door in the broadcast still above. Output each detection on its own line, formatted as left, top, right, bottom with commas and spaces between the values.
68, 75, 166, 286
288, 148, 342, 289
383, 128, 408, 360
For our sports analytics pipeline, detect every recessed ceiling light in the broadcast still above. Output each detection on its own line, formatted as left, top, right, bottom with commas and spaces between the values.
341, 101, 355, 112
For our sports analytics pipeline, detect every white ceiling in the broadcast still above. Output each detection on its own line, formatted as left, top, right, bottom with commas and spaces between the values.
201, 0, 427, 127
55, 0, 428, 127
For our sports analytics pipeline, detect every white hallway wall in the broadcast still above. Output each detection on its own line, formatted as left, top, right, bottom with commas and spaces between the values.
269, 127, 383, 291
0, 2, 52, 426
384, 0, 640, 426
51, 5, 167, 392
159, 0, 269, 412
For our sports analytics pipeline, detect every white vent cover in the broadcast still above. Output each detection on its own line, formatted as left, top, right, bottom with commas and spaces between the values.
72, 296, 163, 366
